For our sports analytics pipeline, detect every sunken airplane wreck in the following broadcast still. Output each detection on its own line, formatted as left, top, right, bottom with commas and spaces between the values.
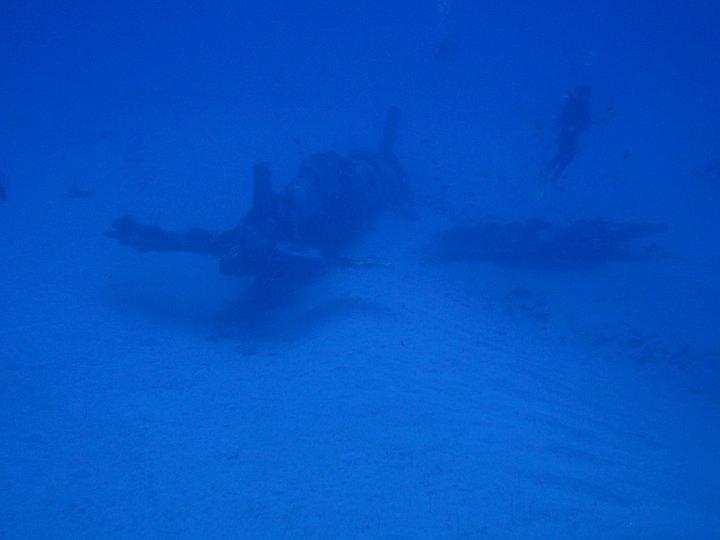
106, 108, 406, 293
438, 218, 667, 270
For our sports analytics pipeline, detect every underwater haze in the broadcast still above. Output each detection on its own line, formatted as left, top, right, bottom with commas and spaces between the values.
2, 0, 720, 537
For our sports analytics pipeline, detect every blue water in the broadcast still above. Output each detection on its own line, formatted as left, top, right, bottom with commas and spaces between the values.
2, 1, 719, 537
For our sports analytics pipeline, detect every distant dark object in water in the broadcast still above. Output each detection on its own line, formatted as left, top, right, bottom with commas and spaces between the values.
107, 108, 406, 293
704, 160, 720, 185
543, 84, 593, 184
434, 38, 460, 64
66, 183, 95, 199
438, 218, 667, 270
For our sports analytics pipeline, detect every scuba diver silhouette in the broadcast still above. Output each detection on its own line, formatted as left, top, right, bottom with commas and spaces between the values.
543, 84, 593, 185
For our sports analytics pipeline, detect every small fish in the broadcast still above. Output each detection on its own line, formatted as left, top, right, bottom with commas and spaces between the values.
66, 183, 95, 199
